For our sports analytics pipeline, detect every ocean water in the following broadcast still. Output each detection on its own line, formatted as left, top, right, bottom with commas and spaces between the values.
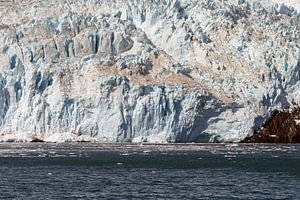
0, 144, 300, 199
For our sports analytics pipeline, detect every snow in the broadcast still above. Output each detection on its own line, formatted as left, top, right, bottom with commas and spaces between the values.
0, 0, 300, 143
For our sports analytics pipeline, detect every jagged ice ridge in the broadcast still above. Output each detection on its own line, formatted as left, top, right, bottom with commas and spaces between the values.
0, 0, 300, 142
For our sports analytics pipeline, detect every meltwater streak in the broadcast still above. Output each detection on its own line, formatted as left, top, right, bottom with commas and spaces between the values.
0, 144, 300, 199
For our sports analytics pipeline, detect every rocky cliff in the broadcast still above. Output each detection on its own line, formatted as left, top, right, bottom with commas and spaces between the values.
242, 106, 300, 143
0, 0, 299, 142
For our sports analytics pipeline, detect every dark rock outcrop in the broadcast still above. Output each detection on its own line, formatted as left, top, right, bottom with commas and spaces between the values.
242, 106, 300, 143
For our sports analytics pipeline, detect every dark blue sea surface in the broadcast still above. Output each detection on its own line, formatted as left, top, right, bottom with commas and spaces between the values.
0, 143, 300, 199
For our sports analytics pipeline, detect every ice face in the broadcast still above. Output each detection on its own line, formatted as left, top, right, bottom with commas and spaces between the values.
0, 0, 299, 143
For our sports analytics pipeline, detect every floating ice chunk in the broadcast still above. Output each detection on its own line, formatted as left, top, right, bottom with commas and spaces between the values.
43, 132, 94, 143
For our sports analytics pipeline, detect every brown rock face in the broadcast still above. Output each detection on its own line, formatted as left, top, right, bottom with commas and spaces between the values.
242, 107, 300, 143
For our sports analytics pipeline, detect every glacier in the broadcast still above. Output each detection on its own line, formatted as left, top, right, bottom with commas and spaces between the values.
0, 0, 300, 143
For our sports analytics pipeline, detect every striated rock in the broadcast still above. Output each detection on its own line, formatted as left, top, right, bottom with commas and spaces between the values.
0, 0, 300, 143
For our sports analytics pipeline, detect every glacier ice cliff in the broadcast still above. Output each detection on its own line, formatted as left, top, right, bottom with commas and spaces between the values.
0, 0, 300, 142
